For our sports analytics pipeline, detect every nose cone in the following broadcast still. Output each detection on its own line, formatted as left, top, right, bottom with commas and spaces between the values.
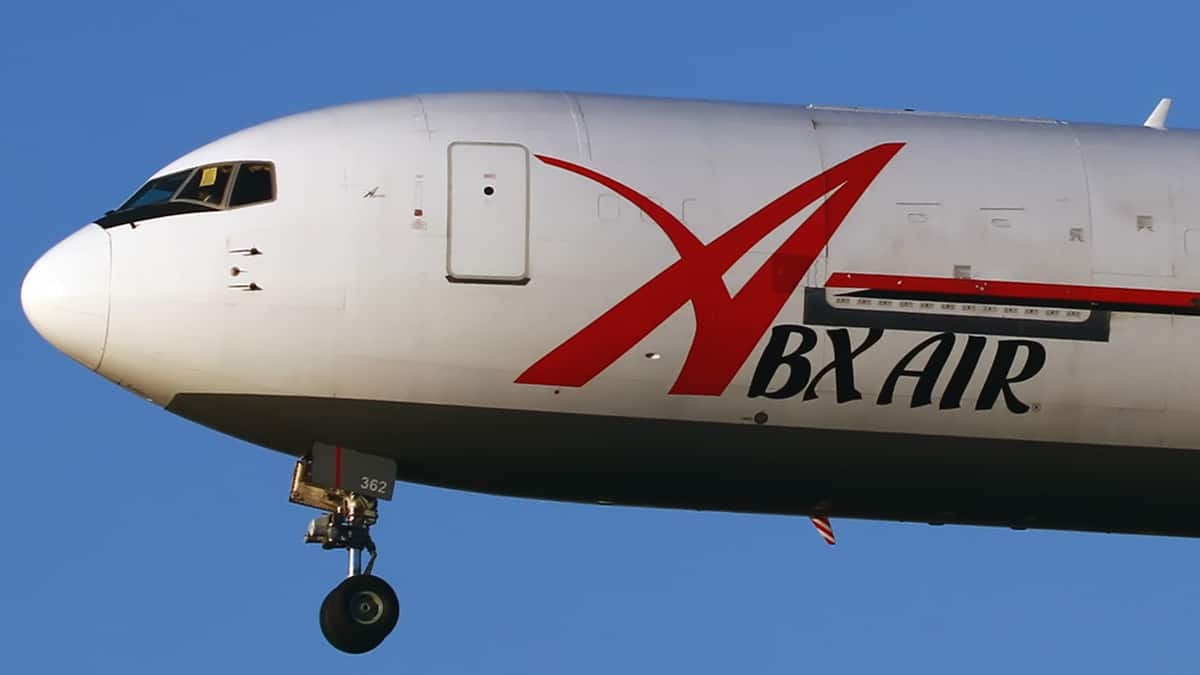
21, 225, 111, 370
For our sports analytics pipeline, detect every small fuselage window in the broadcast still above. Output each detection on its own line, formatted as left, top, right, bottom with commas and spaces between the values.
99, 161, 276, 229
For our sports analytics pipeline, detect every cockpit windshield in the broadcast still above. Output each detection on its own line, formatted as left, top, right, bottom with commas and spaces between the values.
99, 161, 276, 229
119, 170, 191, 211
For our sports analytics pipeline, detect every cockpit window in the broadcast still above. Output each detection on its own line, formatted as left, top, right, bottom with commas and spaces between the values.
229, 163, 275, 207
175, 164, 235, 205
118, 170, 190, 210
99, 161, 277, 229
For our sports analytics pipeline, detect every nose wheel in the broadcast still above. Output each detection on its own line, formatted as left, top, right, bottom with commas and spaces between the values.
289, 453, 400, 653
319, 574, 400, 654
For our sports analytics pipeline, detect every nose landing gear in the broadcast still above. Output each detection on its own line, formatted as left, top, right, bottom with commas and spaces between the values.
290, 448, 400, 653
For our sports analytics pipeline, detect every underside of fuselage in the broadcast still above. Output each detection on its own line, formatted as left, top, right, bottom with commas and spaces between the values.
168, 393, 1200, 538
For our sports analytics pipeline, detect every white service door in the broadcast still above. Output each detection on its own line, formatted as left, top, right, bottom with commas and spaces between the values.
447, 143, 529, 282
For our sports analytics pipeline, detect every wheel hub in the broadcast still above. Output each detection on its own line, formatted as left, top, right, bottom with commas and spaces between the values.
350, 590, 384, 625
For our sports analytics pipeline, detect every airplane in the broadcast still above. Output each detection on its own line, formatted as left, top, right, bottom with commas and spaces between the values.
20, 90, 1200, 653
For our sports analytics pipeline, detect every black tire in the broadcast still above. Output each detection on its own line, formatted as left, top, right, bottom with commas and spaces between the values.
319, 585, 348, 650
319, 575, 400, 654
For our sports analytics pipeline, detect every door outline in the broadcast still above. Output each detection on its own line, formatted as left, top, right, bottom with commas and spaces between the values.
445, 141, 532, 285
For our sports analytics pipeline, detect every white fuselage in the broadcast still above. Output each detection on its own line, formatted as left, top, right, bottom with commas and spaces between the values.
23, 92, 1200, 536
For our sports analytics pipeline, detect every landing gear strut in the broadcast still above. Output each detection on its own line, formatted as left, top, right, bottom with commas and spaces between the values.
290, 454, 400, 654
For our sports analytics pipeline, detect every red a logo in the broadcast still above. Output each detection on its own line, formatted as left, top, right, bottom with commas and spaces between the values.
516, 143, 906, 396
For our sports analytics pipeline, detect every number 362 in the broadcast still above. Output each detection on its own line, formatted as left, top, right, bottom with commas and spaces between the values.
360, 477, 389, 494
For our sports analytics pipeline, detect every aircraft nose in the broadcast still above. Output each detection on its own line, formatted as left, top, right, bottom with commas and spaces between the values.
20, 224, 111, 370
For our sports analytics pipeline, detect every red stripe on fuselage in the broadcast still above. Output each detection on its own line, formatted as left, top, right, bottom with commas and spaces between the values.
825, 273, 1200, 311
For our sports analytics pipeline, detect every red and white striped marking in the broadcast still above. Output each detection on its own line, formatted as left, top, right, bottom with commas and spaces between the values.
810, 516, 836, 545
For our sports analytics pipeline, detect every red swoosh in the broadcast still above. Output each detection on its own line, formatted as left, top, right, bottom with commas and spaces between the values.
517, 143, 905, 396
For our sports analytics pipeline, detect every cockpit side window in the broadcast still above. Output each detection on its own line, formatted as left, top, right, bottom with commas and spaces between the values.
229, 163, 275, 207
175, 164, 235, 206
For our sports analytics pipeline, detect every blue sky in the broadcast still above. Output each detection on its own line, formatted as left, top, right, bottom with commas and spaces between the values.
3, 1, 1199, 671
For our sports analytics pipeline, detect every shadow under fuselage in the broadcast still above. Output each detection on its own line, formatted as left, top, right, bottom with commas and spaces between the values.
168, 393, 1200, 538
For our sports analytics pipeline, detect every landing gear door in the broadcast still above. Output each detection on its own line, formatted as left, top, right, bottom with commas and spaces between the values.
309, 442, 396, 500
446, 142, 530, 284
